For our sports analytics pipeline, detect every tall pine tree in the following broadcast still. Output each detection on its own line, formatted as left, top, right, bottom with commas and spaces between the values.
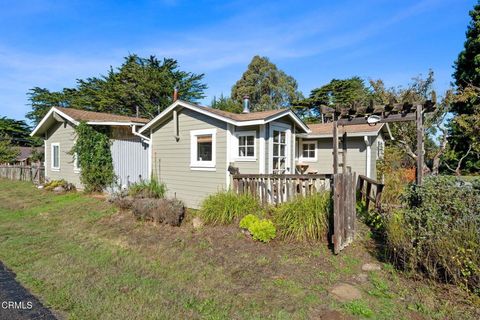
449, 2, 480, 172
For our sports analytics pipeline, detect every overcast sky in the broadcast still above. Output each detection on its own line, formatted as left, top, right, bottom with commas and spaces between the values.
0, 0, 475, 122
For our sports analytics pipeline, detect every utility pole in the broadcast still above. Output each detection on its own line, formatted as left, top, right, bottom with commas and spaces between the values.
416, 104, 424, 185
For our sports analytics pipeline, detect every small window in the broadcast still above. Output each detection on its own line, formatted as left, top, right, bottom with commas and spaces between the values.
197, 135, 213, 161
300, 141, 317, 161
235, 131, 256, 160
51, 143, 60, 170
190, 129, 216, 169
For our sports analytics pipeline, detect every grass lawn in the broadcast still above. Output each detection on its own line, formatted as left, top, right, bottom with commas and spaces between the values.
0, 179, 478, 319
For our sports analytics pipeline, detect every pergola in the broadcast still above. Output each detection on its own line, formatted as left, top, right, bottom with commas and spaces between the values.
320, 99, 437, 185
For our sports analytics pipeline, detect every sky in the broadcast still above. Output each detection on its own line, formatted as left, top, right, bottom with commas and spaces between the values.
0, 0, 476, 123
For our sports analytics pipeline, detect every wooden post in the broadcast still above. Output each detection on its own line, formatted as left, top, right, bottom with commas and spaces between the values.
342, 131, 347, 174
416, 104, 424, 185
333, 120, 339, 174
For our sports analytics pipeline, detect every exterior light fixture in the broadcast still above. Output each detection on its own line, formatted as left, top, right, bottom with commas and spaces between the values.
366, 115, 381, 125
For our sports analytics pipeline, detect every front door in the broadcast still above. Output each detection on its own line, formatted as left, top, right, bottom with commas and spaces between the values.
270, 124, 291, 174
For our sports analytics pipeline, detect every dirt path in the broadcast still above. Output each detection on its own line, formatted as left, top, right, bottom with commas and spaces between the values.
0, 261, 57, 320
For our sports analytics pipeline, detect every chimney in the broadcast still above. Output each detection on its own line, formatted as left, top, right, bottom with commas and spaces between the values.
242, 95, 250, 113
173, 85, 178, 102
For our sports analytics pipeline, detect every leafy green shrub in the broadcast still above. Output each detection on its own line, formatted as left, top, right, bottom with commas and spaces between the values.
71, 122, 115, 192
199, 191, 261, 225
239, 214, 258, 230
273, 192, 331, 241
44, 179, 76, 192
239, 214, 276, 243
249, 219, 276, 243
128, 178, 166, 199
385, 176, 480, 292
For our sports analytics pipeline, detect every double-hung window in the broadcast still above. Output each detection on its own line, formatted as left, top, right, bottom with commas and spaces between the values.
300, 140, 317, 162
190, 129, 216, 170
235, 131, 256, 161
51, 143, 60, 171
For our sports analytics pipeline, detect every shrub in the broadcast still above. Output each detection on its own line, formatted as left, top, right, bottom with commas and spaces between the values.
131, 198, 185, 226
385, 176, 480, 292
128, 178, 166, 199
44, 179, 76, 192
239, 214, 258, 230
199, 191, 261, 225
273, 192, 331, 241
71, 122, 115, 192
249, 219, 276, 243
239, 214, 276, 243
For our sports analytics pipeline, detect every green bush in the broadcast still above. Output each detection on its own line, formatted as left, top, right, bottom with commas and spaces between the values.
239, 214, 258, 230
128, 178, 166, 199
44, 179, 76, 192
273, 192, 331, 241
239, 214, 276, 243
71, 122, 115, 192
199, 191, 261, 225
385, 176, 480, 292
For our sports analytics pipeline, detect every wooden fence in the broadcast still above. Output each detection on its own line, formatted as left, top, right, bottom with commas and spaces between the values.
332, 172, 357, 254
357, 175, 384, 211
0, 165, 45, 184
232, 174, 333, 206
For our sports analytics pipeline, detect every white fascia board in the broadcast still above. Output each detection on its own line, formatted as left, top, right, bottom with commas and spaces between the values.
139, 100, 311, 134
265, 110, 310, 133
298, 131, 380, 138
30, 107, 79, 137
87, 121, 146, 126
139, 100, 237, 134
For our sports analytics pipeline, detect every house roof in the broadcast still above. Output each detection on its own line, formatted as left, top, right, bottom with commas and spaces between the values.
56, 107, 149, 124
302, 122, 391, 138
31, 107, 148, 137
197, 107, 289, 121
139, 100, 311, 134
16, 146, 42, 161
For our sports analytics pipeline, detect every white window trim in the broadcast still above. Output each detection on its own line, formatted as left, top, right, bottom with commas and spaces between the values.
190, 128, 217, 170
234, 130, 257, 162
73, 152, 81, 173
299, 140, 318, 162
268, 122, 292, 174
51, 143, 60, 171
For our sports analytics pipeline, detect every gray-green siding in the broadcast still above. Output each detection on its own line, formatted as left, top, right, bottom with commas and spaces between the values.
151, 108, 228, 209
44, 121, 81, 187
295, 136, 370, 177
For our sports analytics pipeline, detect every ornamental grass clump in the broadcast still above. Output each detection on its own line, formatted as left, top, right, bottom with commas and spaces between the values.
128, 177, 167, 199
199, 191, 261, 225
273, 192, 331, 241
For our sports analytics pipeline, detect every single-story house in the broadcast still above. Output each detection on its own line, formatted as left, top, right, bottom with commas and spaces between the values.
138, 99, 390, 208
32, 101, 390, 208
30, 107, 150, 188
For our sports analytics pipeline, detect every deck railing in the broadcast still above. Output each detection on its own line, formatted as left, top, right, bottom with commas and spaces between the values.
232, 174, 333, 205
0, 165, 45, 184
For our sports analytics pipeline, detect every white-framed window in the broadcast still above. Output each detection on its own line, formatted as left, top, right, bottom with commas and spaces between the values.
377, 140, 385, 159
190, 128, 216, 170
300, 140, 317, 162
234, 131, 256, 161
73, 153, 80, 173
51, 143, 60, 171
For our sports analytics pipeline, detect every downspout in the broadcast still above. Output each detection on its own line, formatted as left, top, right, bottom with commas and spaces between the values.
131, 125, 152, 180
364, 136, 371, 178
